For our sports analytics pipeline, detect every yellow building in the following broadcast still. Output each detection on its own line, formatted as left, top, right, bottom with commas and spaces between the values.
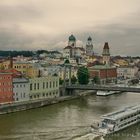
114, 59, 129, 66
13, 62, 39, 78
0, 60, 10, 70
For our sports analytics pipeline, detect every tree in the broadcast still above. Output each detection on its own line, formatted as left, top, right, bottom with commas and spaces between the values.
64, 59, 70, 64
71, 75, 77, 84
92, 75, 100, 84
77, 66, 89, 85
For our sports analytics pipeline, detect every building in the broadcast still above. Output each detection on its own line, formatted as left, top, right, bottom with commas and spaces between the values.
88, 65, 117, 84
13, 78, 30, 102
63, 35, 85, 59
29, 76, 59, 100
102, 42, 110, 65
59, 66, 77, 80
0, 71, 13, 103
13, 61, 40, 78
86, 36, 93, 56
117, 66, 138, 80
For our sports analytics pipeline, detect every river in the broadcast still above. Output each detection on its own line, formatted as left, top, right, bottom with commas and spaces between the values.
0, 92, 140, 140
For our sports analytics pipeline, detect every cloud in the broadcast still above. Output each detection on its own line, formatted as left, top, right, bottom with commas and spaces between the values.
0, 0, 140, 56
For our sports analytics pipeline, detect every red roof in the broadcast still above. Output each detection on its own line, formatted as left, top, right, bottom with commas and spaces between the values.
0, 69, 22, 77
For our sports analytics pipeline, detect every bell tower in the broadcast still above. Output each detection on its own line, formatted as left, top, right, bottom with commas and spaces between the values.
102, 42, 110, 65
86, 36, 93, 56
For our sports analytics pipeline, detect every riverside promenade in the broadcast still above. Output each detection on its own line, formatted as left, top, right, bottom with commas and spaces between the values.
0, 91, 94, 115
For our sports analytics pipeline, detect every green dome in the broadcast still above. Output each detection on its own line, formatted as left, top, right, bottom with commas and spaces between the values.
88, 36, 92, 41
69, 34, 76, 41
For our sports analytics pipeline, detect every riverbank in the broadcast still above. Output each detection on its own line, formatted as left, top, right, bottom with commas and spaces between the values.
0, 90, 95, 115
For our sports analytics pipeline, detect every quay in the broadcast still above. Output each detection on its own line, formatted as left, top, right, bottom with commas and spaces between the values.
0, 91, 94, 115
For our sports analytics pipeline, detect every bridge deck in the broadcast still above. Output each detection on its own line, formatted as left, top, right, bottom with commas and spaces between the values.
66, 85, 140, 93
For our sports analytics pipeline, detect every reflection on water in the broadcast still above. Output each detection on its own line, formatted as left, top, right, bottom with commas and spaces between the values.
0, 92, 140, 140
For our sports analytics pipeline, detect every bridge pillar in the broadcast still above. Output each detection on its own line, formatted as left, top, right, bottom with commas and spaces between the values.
63, 65, 66, 88
69, 66, 71, 86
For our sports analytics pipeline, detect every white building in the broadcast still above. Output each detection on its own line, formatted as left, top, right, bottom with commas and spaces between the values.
29, 76, 59, 100
63, 35, 85, 59
59, 66, 77, 80
117, 66, 138, 79
13, 78, 30, 102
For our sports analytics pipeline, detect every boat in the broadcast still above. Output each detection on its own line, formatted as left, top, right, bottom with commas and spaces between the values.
96, 91, 120, 96
91, 105, 140, 135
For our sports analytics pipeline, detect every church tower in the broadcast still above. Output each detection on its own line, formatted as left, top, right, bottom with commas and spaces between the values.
86, 36, 93, 56
102, 42, 110, 65
68, 34, 76, 47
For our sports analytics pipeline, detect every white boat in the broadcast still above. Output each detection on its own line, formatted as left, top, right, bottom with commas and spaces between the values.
91, 105, 140, 135
96, 91, 120, 96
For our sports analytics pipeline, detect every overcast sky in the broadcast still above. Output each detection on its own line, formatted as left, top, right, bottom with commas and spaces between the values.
0, 0, 140, 56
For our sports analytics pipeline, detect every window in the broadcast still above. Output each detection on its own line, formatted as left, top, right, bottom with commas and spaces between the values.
30, 84, 32, 90
43, 82, 45, 89
34, 83, 36, 90
23, 93, 25, 98
50, 82, 51, 88
46, 82, 48, 88
37, 83, 39, 90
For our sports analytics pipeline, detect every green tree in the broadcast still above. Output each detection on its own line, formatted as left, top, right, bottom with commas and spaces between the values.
92, 75, 100, 84
64, 59, 70, 64
71, 75, 77, 84
77, 66, 89, 85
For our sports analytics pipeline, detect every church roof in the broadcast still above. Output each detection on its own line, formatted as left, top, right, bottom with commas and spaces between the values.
64, 46, 72, 49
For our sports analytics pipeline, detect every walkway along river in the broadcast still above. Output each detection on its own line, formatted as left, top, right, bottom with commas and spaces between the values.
0, 92, 140, 140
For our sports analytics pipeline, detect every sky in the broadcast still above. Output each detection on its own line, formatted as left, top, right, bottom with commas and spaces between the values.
0, 0, 140, 56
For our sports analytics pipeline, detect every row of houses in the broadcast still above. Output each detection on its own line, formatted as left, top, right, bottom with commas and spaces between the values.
0, 69, 59, 104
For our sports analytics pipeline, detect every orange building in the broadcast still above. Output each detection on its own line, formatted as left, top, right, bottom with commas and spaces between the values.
0, 72, 13, 103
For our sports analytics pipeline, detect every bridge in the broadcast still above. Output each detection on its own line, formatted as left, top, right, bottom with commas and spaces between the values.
66, 85, 140, 93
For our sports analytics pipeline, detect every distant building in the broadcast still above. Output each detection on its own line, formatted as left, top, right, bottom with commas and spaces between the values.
86, 36, 93, 56
0, 71, 13, 103
102, 42, 110, 65
117, 66, 138, 80
13, 78, 30, 102
59, 66, 77, 80
88, 65, 117, 84
13, 61, 40, 78
29, 76, 59, 100
63, 35, 85, 59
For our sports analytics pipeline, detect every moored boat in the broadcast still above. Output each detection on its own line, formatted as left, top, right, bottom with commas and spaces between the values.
96, 91, 120, 96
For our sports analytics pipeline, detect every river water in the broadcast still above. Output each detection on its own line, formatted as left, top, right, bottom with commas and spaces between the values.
0, 92, 140, 140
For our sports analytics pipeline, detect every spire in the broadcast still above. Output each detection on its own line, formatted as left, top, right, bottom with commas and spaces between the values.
103, 42, 109, 49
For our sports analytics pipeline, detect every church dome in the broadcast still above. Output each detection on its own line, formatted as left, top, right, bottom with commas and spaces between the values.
88, 36, 92, 41
69, 34, 76, 41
